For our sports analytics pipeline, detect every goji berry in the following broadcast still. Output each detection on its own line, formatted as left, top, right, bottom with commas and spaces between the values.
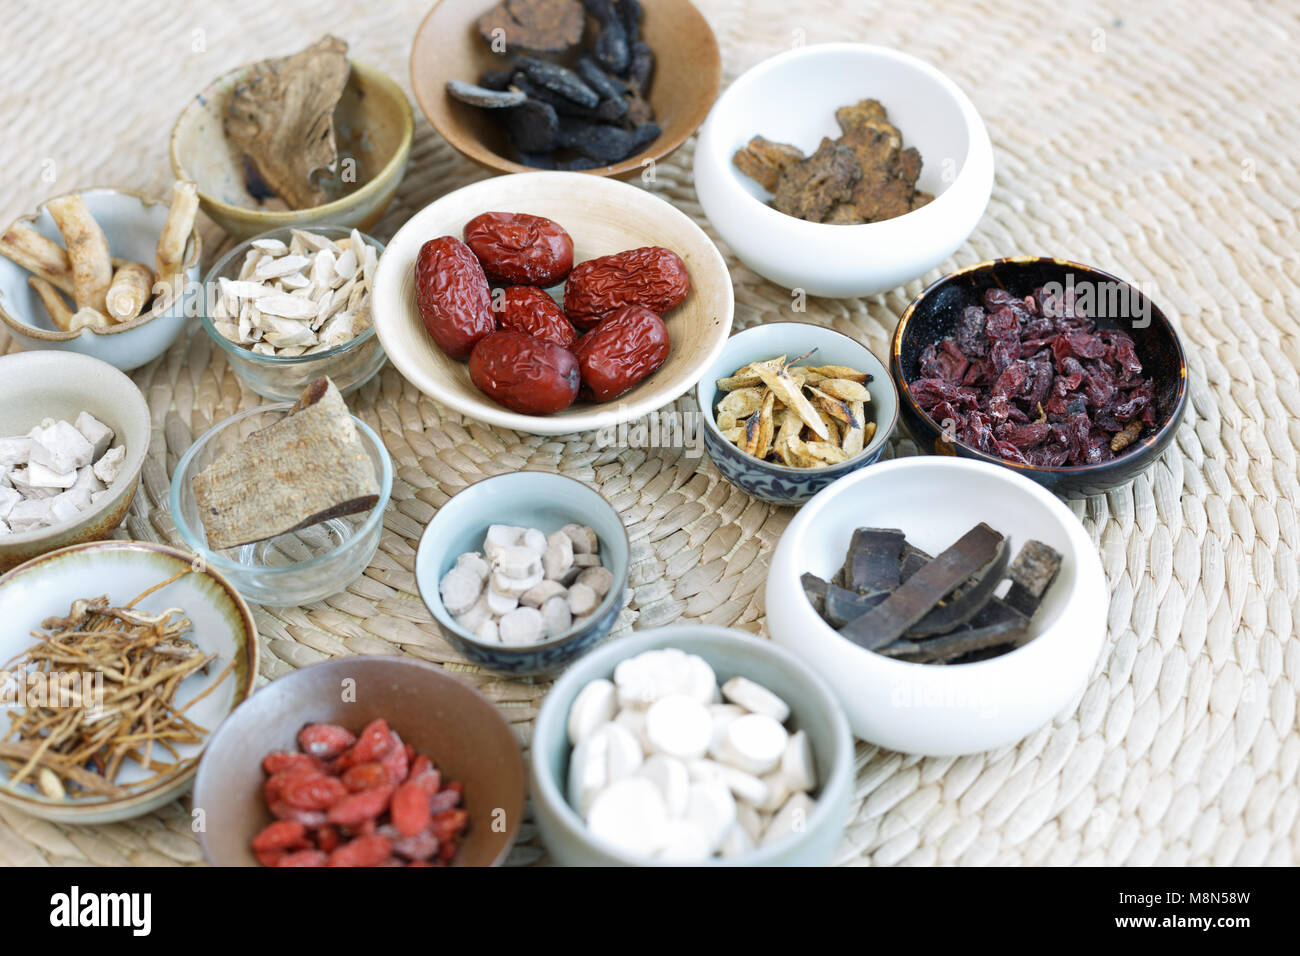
391, 781, 432, 837
297, 723, 356, 760
255, 848, 285, 867
408, 860, 434, 867
409, 756, 442, 797
380, 730, 409, 783
282, 773, 348, 811
430, 809, 470, 844
262, 751, 321, 776
341, 761, 390, 792
276, 849, 328, 867
392, 828, 440, 862
252, 820, 308, 853
438, 839, 458, 862
316, 825, 341, 854
327, 786, 394, 827
327, 834, 392, 867
404, 742, 416, 764
428, 790, 461, 814
267, 801, 329, 828
338, 718, 392, 768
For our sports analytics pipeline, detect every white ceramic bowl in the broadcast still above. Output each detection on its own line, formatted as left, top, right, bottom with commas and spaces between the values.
371, 171, 734, 436
0, 187, 201, 371
766, 457, 1107, 755
0, 540, 258, 823
693, 43, 994, 298
0, 351, 151, 573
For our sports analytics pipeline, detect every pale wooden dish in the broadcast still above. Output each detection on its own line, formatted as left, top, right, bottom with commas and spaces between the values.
371, 171, 734, 435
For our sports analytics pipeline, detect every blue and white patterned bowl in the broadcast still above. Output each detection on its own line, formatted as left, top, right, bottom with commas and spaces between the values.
696, 322, 898, 506
414, 472, 630, 677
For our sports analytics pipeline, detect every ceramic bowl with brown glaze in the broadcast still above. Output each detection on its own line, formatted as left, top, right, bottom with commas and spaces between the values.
170, 60, 413, 241
890, 256, 1188, 497
410, 0, 721, 178
0, 351, 151, 572
192, 655, 526, 866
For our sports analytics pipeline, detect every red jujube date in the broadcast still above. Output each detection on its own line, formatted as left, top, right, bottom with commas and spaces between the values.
469, 330, 581, 414
415, 236, 496, 360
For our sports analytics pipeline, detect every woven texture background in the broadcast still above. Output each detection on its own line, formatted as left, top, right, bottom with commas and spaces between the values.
1, 0, 1297, 866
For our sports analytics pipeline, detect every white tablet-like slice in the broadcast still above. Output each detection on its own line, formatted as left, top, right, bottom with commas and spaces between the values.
567, 679, 618, 746
645, 694, 712, 761
681, 654, 718, 705
707, 704, 745, 756
613, 654, 655, 709
721, 676, 791, 723
718, 713, 788, 776
614, 707, 649, 749
781, 729, 817, 793
638, 754, 690, 818
587, 777, 669, 858
484, 524, 526, 560
755, 770, 791, 812
521, 527, 547, 555
761, 792, 817, 847
594, 720, 644, 782
702, 759, 768, 805
735, 800, 764, 842
685, 779, 736, 853
568, 730, 610, 819
719, 821, 755, 859
657, 819, 714, 862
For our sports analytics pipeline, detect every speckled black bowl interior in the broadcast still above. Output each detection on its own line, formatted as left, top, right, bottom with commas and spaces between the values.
891, 256, 1188, 496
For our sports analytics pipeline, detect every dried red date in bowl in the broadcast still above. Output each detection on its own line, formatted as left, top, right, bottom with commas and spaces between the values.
890, 256, 1188, 497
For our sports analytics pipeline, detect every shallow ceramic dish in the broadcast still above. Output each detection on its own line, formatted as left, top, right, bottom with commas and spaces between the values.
0, 540, 258, 824
0, 187, 201, 371
414, 472, 629, 677
170, 59, 413, 241
530, 625, 854, 866
892, 256, 1188, 497
193, 655, 524, 866
372, 171, 734, 436
696, 322, 897, 507
693, 42, 993, 298
170, 404, 393, 607
0, 352, 150, 572
411, 0, 721, 178
201, 226, 388, 401
766, 457, 1107, 756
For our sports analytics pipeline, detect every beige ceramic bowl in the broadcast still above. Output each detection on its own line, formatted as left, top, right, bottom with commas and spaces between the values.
0, 540, 258, 824
170, 60, 413, 241
410, 0, 721, 178
0, 186, 201, 371
371, 171, 734, 435
0, 351, 151, 572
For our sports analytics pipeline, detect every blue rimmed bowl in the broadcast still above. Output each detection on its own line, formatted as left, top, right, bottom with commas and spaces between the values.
414, 472, 630, 677
696, 322, 898, 507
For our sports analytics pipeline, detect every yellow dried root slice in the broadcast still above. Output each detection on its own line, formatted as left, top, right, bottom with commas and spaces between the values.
27, 275, 73, 329
717, 386, 766, 419
740, 391, 776, 460
803, 440, 849, 465
806, 365, 870, 383
715, 356, 781, 392
841, 400, 867, 457
105, 261, 154, 322
0, 222, 75, 295
817, 378, 871, 402
752, 358, 828, 440
45, 194, 112, 312
807, 386, 860, 429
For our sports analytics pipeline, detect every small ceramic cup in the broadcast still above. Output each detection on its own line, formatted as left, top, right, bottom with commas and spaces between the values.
696, 322, 897, 506
414, 471, 630, 677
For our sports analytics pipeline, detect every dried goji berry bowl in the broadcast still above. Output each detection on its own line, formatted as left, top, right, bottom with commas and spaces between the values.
693, 42, 994, 298
192, 655, 526, 866
696, 321, 897, 507
765, 456, 1107, 756
890, 256, 1188, 497
414, 471, 630, 677
371, 170, 734, 436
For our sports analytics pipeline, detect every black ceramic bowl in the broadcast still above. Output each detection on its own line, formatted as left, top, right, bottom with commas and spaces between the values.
890, 257, 1187, 497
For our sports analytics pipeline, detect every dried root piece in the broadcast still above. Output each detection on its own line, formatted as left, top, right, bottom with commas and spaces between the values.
225, 36, 351, 210
732, 135, 805, 192
105, 261, 154, 323
27, 275, 73, 330
0, 222, 74, 295
44, 194, 112, 312
153, 180, 198, 303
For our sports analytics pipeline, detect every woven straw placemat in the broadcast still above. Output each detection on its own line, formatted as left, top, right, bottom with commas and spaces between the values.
1, 0, 1296, 867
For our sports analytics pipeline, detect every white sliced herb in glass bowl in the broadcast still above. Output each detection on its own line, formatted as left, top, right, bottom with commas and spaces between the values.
201, 225, 387, 401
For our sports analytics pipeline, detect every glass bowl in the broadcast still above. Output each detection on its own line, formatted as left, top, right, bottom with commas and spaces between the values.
169, 404, 393, 606
201, 226, 388, 401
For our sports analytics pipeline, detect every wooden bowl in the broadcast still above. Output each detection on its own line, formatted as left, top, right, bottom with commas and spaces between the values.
410, 0, 721, 178
170, 60, 413, 241
192, 656, 525, 866
371, 170, 734, 436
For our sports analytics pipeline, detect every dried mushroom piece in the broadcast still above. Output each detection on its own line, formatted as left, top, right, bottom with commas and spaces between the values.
225, 36, 351, 211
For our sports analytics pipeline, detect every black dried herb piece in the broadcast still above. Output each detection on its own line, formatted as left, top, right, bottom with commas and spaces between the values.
628, 40, 655, 91
1001, 540, 1062, 617
515, 56, 599, 108
617, 0, 643, 45
504, 99, 559, 153
517, 151, 558, 169
625, 88, 654, 127
477, 0, 586, 55
904, 534, 1009, 637
596, 97, 628, 123
630, 121, 660, 150
558, 119, 638, 162
583, 0, 630, 74
822, 585, 889, 629
510, 73, 599, 118
559, 156, 606, 170
446, 79, 528, 109
576, 56, 629, 101
841, 528, 906, 592
478, 69, 515, 90
877, 602, 1028, 663
800, 573, 829, 616
838, 523, 1005, 650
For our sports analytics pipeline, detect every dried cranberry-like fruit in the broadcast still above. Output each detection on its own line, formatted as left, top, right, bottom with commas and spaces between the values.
415, 237, 496, 360
563, 246, 690, 329
464, 212, 574, 286
498, 286, 579, 348
573, 305, 670, 402
469, 330, 580, 414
